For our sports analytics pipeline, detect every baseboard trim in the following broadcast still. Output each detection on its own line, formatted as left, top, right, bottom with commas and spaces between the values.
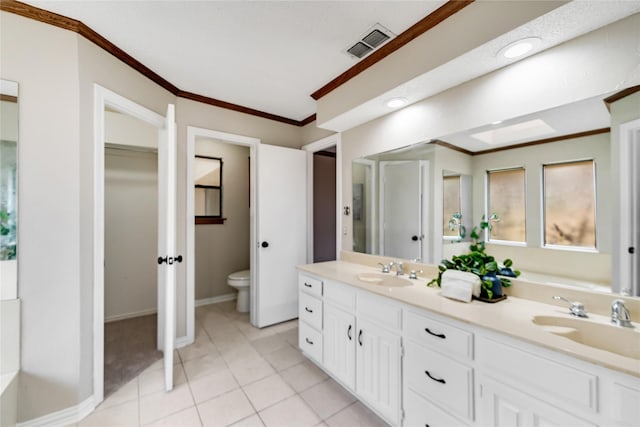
17, 394, 95, 427
195, 293, 236, 307
105, 307, 157, 323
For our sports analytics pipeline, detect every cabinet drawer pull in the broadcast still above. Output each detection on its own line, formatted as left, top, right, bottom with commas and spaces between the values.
425, 370, 446, 384
305, 337, 314, 345
305, 307, 313, 313
358, 329, 363, 346
347, 324, 352, 340
304, 283, 312, 288
425, 327, 446, 339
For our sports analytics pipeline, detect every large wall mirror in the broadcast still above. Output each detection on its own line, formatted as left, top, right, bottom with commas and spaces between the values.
0, 79, 18, 300
352, 87, 640, 296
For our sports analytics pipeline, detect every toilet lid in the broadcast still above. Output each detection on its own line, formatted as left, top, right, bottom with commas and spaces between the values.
229, 270, 251, 281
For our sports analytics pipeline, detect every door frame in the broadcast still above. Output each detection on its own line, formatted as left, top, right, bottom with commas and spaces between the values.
186, 127, 260, 326
302, 133, 342, 263
93, 85, 167, 404
617, 117, 640, 295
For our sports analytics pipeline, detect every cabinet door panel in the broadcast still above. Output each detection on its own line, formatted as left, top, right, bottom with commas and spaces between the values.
479, 376, 597, 427
356, 318, 401, 426
323, 303, 356, 390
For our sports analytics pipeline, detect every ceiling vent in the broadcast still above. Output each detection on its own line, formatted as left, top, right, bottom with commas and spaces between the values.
345, 23, 395, 59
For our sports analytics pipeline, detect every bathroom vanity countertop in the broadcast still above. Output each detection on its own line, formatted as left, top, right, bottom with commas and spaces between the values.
297, 260, 640, 378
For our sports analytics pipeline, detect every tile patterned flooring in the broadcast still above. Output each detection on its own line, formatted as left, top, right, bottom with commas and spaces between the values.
79, 300, 389, 427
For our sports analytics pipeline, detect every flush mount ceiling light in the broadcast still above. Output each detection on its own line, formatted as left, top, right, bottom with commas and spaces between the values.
386, 97, 407, 108
499, 37, 541, 59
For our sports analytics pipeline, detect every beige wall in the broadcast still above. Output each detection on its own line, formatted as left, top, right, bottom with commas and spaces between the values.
1, 11, 84, 421
1, 10, 307, 423
475, 133, 612, 284
194, 139, 250, 300
105, 149, 158, 320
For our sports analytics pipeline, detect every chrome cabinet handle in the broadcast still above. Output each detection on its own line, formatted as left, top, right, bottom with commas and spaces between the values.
347, 324, 352, 340
425, 328, 446, 339
425, 370, 446, 384
305, 337, 314, 345
305, 307, 313, 313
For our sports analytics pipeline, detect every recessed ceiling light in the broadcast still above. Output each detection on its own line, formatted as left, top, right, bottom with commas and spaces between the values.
499, 37, 541, 59
386, 97, 407, 108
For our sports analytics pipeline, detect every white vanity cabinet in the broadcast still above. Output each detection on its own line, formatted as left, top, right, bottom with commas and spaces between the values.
297, 268, 640, 427
403, 308, 474, 426
355, 293, 403, 426
298, 274, 323, 364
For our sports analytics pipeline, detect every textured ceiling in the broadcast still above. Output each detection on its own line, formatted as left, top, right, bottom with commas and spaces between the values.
25, 0, 446, 121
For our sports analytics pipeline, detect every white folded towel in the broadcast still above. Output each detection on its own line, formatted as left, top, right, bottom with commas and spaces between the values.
440, 270, 481, 303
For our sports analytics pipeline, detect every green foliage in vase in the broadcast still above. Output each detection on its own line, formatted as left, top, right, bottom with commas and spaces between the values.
428, 214, 520, 299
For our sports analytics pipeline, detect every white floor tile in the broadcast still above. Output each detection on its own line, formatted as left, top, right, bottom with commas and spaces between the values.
263, 344, 305, 371
139, 364, 187, 396
228, 355, 276, 386
280, 360, 328, 392
79, 399, 138, 427
183, 353, 228, 381
300, 379, 357, 420
250, 334, 288, 355
197, 389, 255, 427
139, 382, 195, 425
144, 406, 202, 426
96, 377, 138, 411
228, 414, 265, 427
188, 368, 239, 404
259, 395, 320, 427
242, 374, 295, 411
325, 402, 389, 427
178, 338, 220, 363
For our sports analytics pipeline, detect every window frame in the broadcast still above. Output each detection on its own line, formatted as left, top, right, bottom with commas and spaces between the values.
541, 158, 598, 252
485, 166, 528, 247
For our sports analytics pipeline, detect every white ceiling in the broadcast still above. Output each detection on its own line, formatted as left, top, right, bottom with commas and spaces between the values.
25, 0, 446, 121
21, 0, 640, 132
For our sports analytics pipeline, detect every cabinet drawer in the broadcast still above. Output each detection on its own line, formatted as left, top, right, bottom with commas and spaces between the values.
299, 321, 322, 363
299, 274, 322, 298
357, 291, 402, 331
405, 341, 474, 420
404, 388, 468, 427
299, 292, 322, 331
477, 336, 597, 413
324, 280, 356, 310
405, 310, 473, 360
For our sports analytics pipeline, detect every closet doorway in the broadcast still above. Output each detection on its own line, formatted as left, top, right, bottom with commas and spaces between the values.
103, 108, 160, 397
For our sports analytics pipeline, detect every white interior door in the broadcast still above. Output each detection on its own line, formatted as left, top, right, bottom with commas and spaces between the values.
256, 144, 307, 327
380, 161, 422, 260
157, 104, 177, 391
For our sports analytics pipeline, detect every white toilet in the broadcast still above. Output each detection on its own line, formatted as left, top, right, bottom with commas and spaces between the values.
227, 270, 251, 313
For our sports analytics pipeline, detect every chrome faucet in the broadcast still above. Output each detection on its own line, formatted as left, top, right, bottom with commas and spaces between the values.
392, 261, 404, 276
377, 262, 391, 273
553, 296, 588, 318
611, 299, 634, 328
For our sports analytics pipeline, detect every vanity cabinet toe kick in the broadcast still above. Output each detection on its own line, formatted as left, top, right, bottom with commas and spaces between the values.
297, 269, 640, 427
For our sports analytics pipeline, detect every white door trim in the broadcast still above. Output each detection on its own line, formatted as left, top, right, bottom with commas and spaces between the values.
93, 85, 166, 405
302, 133, 342, 263
186, 127, 259, 326
617, 117, 640, 295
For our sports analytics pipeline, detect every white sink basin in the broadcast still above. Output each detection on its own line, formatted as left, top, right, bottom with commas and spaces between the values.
356, 272, 412, 287
532, 315, 640, 359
